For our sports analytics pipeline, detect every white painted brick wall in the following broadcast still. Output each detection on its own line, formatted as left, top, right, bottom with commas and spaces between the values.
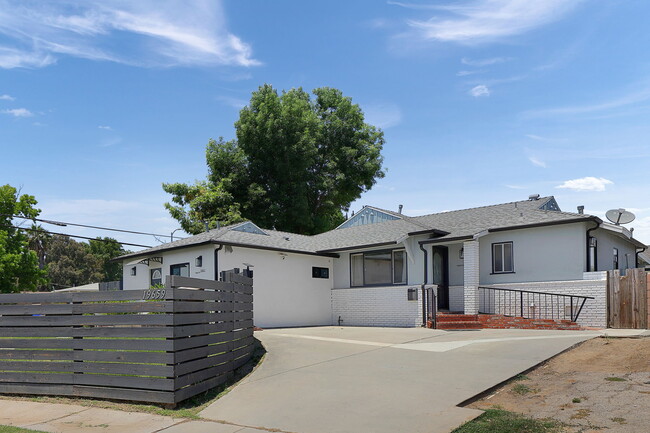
481, 279, 607, 328
463, 240, 480, 314
331, 286, 423, 327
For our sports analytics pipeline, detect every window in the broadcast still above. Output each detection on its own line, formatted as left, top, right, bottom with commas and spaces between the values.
130, 266, 137, 276
312, 267, 329, 279
492, 242, 514, 273
150, 268, 162, 286
613, 248, 619, 270
170, 263, 190, 277
350, 249, 407, 287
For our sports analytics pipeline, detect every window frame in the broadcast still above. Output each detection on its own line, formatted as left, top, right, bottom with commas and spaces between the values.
312, 266, 330, 279
491, 241, 515, 274
150, 268, 163, 286
349, 248, 408, 287
170, 262, 190, 277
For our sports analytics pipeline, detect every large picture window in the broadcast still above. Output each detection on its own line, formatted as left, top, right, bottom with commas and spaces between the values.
492, 242, 514, 274
350, 249, 407, 287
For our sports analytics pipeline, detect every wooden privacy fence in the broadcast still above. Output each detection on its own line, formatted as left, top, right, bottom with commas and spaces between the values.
607, 268, 648, 329
0, 271, 254, 405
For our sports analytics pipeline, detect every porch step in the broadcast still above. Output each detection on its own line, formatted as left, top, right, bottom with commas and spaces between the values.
436, 321, 483, 330
435, 314, 482, 330
436, 314, 480, 322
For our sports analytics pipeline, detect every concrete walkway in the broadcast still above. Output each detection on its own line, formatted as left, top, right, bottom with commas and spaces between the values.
0, 400, 270, 433
199, 327, 602, 433
1, 327, 646, 433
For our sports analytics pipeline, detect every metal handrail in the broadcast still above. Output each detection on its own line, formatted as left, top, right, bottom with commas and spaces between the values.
478, 286, 594, 323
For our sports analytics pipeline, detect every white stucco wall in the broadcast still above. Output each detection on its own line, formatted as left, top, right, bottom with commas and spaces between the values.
479, 223, 589, 285
122, 245, 215, 290
331, 285, 423, 327
218, 246, 333, 328
593, 228, 637, 272
123, 244, 333, 329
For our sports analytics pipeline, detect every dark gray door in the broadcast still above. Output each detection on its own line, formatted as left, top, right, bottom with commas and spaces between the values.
431, 246, 449, 310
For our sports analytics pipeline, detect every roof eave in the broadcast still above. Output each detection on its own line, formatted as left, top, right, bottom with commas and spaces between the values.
487, 216, 601, 233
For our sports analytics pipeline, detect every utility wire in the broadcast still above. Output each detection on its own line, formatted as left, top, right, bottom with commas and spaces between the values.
5, 214, 184, 239
5, 225, 153, 248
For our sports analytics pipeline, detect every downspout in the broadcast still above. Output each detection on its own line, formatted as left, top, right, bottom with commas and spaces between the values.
419, 243, 428, 326
636, 246, 646, 268
214, 244, 223, 281
586, 221, 599, 272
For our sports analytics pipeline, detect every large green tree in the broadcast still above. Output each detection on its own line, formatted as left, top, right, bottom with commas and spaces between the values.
0, 185, 47, 292
164, 85, 385, 235
44, 235, 103, 288
88, 237, 127, 282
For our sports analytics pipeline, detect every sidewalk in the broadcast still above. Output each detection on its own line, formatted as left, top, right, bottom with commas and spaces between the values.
0, 400, 274, 433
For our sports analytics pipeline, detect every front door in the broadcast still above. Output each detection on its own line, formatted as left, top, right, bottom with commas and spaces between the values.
431, 246, 449, 310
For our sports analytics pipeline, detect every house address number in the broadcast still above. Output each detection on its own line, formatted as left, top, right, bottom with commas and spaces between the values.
143, 289, 166, 300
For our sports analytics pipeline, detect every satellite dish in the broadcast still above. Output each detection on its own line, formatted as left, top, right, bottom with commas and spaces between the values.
606, 208, 635, 225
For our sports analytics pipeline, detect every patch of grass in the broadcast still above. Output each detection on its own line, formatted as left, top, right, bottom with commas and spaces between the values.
512, 384, 534, 395
611, 417, 626, 424
604, 376, 627, 382
570, 409, 591, 420
514, 374, 530, 381
452, 409, 563, 433
572, 398, 581, 403
0, 426, 48, 433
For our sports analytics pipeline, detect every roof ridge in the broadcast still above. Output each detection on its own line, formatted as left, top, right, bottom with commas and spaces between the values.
412, 196, 554, 219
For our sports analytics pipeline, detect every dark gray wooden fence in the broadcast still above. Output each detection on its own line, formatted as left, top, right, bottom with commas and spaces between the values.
0, 271, 254, 405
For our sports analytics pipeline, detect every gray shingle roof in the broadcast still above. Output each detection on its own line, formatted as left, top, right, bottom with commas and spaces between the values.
117, 196, 597, 260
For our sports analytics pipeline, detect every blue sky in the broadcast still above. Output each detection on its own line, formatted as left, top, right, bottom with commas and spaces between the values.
1, 0, 649, 249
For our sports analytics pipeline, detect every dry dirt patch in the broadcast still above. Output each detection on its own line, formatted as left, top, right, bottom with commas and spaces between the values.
469, 337, 650, 433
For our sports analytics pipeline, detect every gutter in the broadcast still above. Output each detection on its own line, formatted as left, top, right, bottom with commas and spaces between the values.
317, 241, 397, 254
487, 216, 601, 233
418, 235, 473, 246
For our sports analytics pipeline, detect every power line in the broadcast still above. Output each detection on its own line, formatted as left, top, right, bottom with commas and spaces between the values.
6, 225, 153, 248
6, 214, 184, 239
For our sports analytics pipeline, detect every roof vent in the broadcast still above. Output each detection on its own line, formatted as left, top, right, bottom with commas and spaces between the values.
398, 204, 403, 214
577, 205, 584, 214
528, 194, 540, 201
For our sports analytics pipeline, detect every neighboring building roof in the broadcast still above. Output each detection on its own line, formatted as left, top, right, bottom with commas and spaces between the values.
117, 196, 623, 261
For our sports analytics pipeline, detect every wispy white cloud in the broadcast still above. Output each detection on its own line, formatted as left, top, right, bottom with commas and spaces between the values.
0, 93, 15, 101
2, 107, 33, 117
217, 96, 248, 110
523, 84, 650, 118
525, 134, 545, 141
505, 184, 526, 190
461, 56, 510, 66
556, 177, 613, 192
406, 0, 582, 43
456, 70, 484, 77
469, 85, 490, 97
98, 125, 112, 130
0, 0, 259, 69
528, 156, 546, 168
363, 103, 403, 128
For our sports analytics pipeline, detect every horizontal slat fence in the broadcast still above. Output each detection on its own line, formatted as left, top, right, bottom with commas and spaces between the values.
0, 270, 254, 405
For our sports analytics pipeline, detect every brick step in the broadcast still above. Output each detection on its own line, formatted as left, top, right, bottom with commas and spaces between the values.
436, 321, 483, 330
436, 314, 479, 322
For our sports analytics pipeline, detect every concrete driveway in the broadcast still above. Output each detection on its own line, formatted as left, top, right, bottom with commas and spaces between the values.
200, 327, 598, 433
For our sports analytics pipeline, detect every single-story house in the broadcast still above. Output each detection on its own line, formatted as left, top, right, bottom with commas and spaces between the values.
117, 195, 645, 328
